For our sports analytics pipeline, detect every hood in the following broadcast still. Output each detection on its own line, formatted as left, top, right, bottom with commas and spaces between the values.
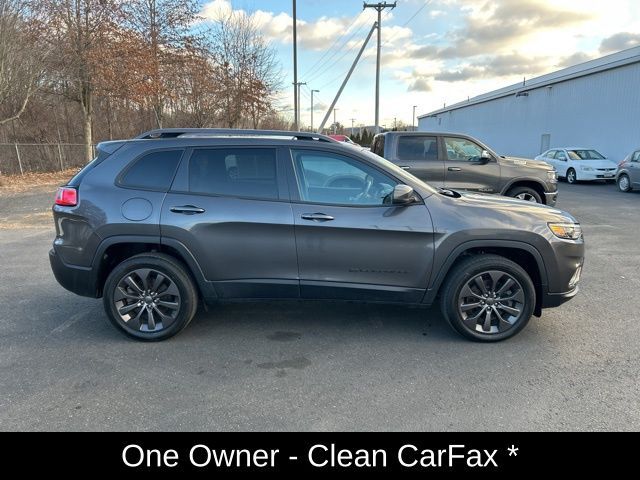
499, 155, 553, 171
457, 190, 577, 223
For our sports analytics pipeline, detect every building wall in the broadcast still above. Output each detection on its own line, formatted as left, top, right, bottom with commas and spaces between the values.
418, 61, 640, 162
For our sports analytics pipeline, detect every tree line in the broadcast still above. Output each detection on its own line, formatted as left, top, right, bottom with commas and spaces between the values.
0, 0, 286, 164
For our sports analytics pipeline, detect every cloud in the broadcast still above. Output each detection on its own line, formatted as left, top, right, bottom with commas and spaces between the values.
432, 53, 550, 82
408, 78, 432, 92
599, 32, 640, 53
556, 52, 596, 68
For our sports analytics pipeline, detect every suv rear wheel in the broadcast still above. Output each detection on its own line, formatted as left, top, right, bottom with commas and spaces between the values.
103, 253, 198, 341
440, 254, 535, 342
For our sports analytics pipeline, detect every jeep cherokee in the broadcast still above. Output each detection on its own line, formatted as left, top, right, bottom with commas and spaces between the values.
49, 129, 584, 342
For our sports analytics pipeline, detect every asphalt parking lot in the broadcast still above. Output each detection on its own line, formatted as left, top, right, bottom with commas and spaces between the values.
1, 181, 639, 431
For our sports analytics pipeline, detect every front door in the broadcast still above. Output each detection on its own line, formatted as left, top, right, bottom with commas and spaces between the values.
288, 148, 435, 303
161, 146, 298, 298
443, 136, 501, 193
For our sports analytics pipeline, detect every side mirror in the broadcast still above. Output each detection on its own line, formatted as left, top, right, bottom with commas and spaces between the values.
471, 150, 491, 164
392, 184, 417, 205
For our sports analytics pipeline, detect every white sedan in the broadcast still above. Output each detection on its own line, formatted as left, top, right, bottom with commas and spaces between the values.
535, 148, 618, 184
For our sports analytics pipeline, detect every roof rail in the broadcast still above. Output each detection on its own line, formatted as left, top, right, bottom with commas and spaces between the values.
135, 128, 337, 143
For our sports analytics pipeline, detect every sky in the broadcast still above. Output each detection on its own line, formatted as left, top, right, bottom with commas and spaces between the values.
199, 0, 640, 129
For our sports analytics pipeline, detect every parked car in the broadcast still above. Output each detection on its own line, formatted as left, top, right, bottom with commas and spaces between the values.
615, 148, 640, 192
50, 129, 584, 342
371, 131, 558, 205
535, 148, 617, 184
329, 134, 356, 144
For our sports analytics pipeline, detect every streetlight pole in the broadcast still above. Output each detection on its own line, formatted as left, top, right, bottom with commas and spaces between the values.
412, 105, 417, 130
333, 108, 339, 134
310, 89, 319, 132
292, 0, 298, 130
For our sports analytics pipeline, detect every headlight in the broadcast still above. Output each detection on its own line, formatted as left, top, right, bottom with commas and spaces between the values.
581, 166, 594, 171
548, 222, 582, 240
546, 170, 558, 183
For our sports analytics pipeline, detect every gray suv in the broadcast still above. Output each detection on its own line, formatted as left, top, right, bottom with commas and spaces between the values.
371, 131, 558, 205
49, 129, 584, 342
616, 148, 640, 192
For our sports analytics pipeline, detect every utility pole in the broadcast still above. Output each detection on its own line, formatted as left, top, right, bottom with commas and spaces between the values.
350, 118, 356, 136
318, 22, 377, 132
412, 105, 417, 130
292, 0, 298, 130
293, 81, 306, 128
310, 89, 319, 132
333, 108, 339, 134
363, 2, 396, 133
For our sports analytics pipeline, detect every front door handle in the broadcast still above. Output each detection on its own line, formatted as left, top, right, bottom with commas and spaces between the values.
448, 167, 462, 171
170, 205, 205, 215
400, 166, 412, 171
301, 213, 335, 222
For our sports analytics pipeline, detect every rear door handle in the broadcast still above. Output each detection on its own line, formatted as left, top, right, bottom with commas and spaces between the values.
301, 213, 334, 222
448, 167, 462, 171
170, 205, 205, 215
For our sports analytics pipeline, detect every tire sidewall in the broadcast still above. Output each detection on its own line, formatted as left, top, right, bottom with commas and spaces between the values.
443, 257, 536, 342
618, 174, 631, 192
567, 168, 577, 184
103, 256, 197, 341
507, 186, 542, 204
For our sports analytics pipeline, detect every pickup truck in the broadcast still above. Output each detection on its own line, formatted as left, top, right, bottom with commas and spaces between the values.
371, 131, 558, 205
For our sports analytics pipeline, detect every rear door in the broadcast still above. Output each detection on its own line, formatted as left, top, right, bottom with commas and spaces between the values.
442, 136, 500, 192
160, 146, 299, 299
287, 147, 434, 303
394, 134, 444, 187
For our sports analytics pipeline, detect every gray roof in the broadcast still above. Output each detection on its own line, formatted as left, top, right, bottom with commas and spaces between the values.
418, 46, 640, 119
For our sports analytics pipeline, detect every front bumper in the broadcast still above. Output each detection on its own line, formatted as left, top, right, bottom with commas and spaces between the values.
578, 170, 616, 181
49, 248, 100, 298
542, 285, 579, 308
544, 191, 558, 206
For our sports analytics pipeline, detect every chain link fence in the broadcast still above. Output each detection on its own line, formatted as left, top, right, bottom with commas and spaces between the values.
0, 144, 96, 175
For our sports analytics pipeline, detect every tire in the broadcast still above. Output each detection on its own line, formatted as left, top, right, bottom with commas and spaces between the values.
617, 174, 632, 192
440, 254, 536, 342
506, 186, 542, 203
566, 168, 577, 184
103, 253, 199, 341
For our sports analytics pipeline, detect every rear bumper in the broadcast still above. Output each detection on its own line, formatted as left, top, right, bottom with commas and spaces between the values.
544, 191, 558, 206
49, 248, 100, 298
542, 286, 579, 308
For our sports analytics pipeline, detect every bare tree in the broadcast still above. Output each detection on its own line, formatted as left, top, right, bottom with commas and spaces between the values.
39, 0, 122, 162
209, 10, 281, 128
0, 0, 49, 125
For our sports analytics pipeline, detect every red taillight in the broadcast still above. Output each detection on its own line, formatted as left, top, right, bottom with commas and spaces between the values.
55, 186, 78, 206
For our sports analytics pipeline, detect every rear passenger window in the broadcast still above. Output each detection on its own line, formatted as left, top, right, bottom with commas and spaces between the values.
120, 150, 183, 191
397, 136, 438, 161
189, 148, 278, 200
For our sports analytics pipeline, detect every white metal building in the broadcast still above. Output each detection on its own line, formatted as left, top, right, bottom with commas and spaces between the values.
418, 46, 640, 162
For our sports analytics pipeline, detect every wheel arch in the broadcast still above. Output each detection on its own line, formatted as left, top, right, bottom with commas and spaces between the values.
501, 178, 547, 203
91, 235, 216, 301
424, 240, 547, 317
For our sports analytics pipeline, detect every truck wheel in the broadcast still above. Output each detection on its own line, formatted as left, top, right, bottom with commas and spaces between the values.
440, 254, 535, 342
103, 253, 198, 341
506, 186, 542, 203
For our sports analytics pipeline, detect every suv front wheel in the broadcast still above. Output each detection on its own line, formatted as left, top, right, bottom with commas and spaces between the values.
440, 254, 535, 341
103, 253, 199, 341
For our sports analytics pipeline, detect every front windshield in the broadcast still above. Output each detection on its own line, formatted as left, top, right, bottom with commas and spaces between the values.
361, 149, 437, 195
567, 149, 605, 160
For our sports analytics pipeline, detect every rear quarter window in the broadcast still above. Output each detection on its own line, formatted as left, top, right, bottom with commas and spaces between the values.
119, 149, 184, 191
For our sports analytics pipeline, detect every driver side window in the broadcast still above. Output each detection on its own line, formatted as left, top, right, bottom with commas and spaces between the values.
444, 137, 484, 162
291, 150, 397, 206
